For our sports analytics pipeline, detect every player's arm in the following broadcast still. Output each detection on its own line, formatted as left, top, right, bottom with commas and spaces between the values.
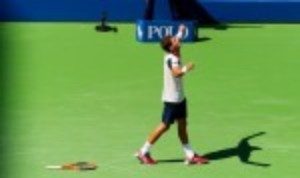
171, 63, 194, 78
174, 24, 186, 42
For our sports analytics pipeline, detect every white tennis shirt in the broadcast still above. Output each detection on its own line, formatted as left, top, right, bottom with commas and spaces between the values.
162, 53, 185, 103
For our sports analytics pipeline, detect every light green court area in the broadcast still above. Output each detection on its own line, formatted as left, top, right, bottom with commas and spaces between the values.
0, 23, 299, 178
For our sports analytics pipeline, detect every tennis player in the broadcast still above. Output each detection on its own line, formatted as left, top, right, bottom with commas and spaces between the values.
135, 25, 209, 165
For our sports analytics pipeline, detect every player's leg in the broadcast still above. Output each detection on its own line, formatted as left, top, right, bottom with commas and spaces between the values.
177, 118, 189, 144
168, 0, 185, 20
177, 118, 209, 165
144, 0, 155, 20
139, 122, 170, 155
148, 122, 170, 144
175, 99, 193, 159
176, 99, 209, 165
136, 122, 170, 164
177, 118, 194, 158
176, 99, 189, 145
136, 101, 175, 164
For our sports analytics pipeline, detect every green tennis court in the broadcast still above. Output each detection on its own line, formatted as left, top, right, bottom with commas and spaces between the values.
1, 23, 299, 178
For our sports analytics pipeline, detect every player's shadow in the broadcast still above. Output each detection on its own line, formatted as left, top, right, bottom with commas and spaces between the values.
204, 132, 271, 167
172, 0, 219, 25
156, 158, 184, 164
195, 36, 211, 43
157, 132, 270, 167
177, 0, 264, 30
200, 24, 264, 31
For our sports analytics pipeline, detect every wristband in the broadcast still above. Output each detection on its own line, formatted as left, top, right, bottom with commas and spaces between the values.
182, 66, 188, 73
176, 31, 183, 40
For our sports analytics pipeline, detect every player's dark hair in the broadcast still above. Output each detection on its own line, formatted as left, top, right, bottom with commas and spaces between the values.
160, 36, 172, 52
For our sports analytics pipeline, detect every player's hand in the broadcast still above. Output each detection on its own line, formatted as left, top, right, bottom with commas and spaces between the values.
186, 62, 195, 72
179, 24, 186, 33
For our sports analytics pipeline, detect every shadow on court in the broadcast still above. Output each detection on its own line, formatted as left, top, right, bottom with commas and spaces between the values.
157, 132, 271, 167
195, 36, 212, 43
156, 158, 184, 164
194, 24, 263, 43
204, 132, 271, 167
177, 1, 264, 30
172, 0, 219, 25
200, 24, 264, 31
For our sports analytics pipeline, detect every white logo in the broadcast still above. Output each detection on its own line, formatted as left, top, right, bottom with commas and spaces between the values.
147, 25, 189, 39
137, 25, 143, 39
148, 25, 173, 39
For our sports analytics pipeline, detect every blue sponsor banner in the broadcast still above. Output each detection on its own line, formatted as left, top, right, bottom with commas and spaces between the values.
136, 20, 198, 42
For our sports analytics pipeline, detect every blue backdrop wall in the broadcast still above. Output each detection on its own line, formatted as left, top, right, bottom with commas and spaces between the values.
1, 0, 300, 22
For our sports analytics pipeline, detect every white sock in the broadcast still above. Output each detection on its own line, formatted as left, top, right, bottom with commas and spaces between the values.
182, 144, 195, 159
140, 141, 152, 155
